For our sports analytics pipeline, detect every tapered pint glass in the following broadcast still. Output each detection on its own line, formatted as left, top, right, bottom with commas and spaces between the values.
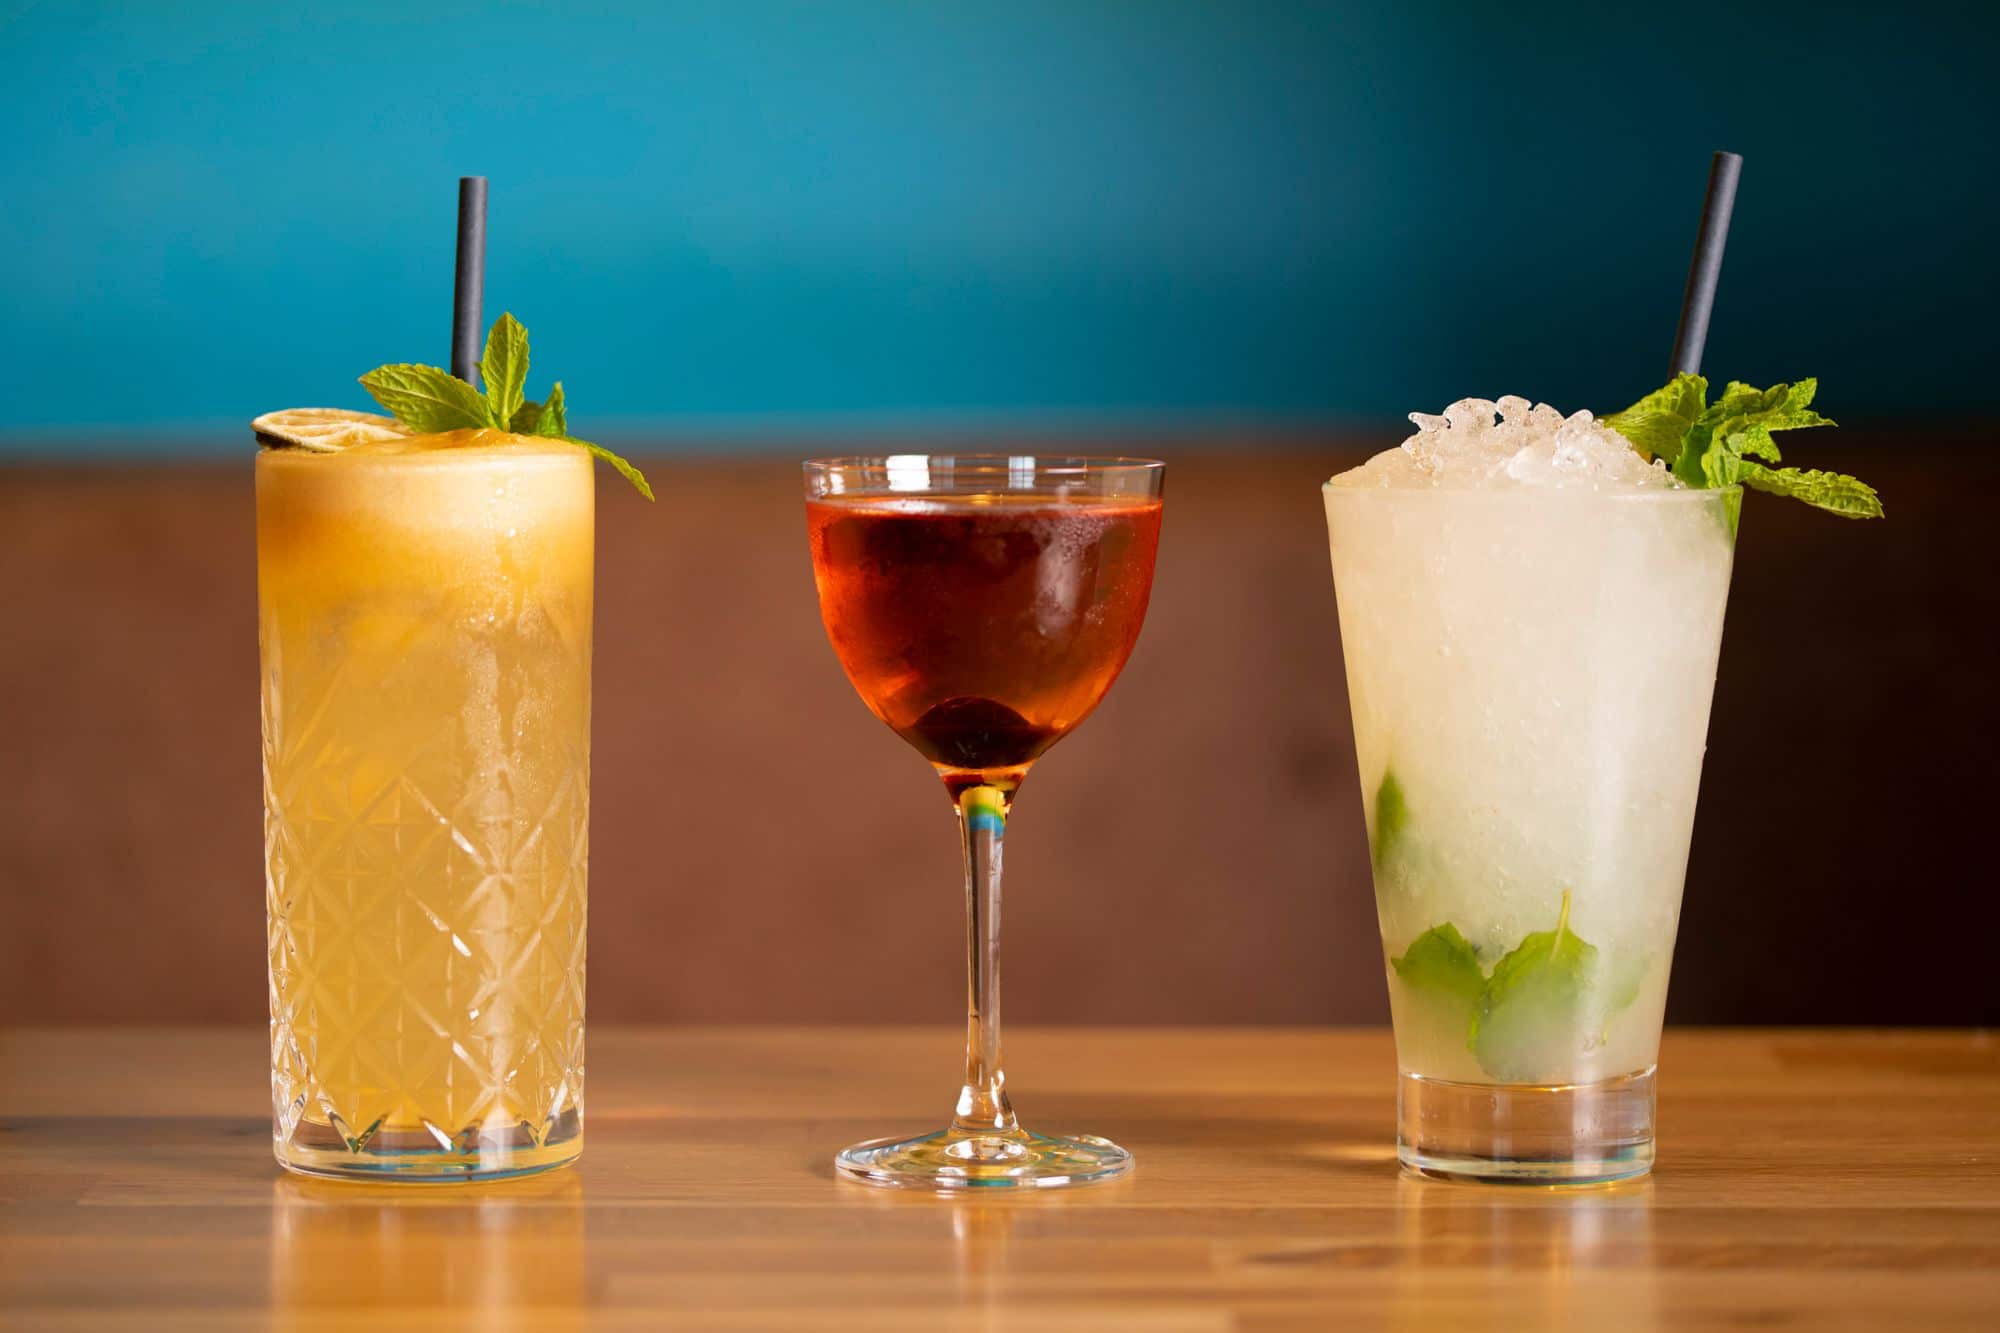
1325, 415, 1735, 1183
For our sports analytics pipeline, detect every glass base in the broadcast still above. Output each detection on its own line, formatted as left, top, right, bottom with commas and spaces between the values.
1398, 1068, 1655, 1186
835, 1125, 1132, 1191
275, 1108, 583, 1183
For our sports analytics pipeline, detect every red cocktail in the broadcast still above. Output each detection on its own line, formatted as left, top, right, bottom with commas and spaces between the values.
804, 455, 1165, 1190
806, 492, 1162, 790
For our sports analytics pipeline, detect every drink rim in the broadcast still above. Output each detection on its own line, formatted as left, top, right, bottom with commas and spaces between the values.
1322, 478, 1740, 503
804, 454, 1165, 499
257, 438, 589, 470
804, 453, 1165, 477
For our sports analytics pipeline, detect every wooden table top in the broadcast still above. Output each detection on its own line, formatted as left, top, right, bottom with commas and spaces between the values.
3, 1027, 1996, 1330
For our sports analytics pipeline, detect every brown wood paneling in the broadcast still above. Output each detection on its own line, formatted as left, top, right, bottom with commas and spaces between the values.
0, 438, 1992, 1025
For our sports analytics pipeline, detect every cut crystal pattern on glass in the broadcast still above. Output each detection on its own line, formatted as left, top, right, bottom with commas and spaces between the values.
259, 442, 592, 1180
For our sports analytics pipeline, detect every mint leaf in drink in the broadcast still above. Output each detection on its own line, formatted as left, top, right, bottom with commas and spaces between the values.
480, 312, 530, 428
358, 363, 491, 432
1602, 950, 1648, 1018
359, 316, 653, 500
1602, 375, 1880, 518
1468, 890, 1597, 1082
1371, 770, 1410, 870
1391, 923, 1484, 1007
1390, 923, 1486, 1063
1601, 372, 1705, 464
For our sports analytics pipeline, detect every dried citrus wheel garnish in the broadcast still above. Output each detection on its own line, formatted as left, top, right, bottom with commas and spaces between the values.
251, 408, 412, 452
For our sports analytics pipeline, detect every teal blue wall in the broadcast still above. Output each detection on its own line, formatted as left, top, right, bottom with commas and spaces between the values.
3, 1, 1993, 454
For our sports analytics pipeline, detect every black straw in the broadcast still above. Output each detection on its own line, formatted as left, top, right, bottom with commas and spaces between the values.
1669, 151, 1742, 377
451, 176, 488, 384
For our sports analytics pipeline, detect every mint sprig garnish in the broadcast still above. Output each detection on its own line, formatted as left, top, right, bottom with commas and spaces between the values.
359, 314, 653, 500
1602, 374, 1881, 520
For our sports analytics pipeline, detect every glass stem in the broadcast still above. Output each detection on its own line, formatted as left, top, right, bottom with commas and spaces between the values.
952, 784, 1018, 1135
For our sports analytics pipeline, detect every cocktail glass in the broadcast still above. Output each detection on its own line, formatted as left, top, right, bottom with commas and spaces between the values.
804, 454, 1165, 1190
1324, 478, 1736, 1184
259, 434, 593, 1180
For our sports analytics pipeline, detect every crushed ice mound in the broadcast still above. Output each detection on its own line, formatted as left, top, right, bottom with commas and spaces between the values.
1330, 396, 1679, 491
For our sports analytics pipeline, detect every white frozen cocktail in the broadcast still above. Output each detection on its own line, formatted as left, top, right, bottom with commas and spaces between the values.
1325, 380, 1877, 1183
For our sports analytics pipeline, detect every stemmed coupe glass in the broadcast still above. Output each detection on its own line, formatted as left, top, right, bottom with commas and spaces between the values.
803, 455, 1165, 1190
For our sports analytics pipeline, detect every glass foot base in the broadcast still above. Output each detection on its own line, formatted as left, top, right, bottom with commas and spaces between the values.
1398, 1068, 1655, 1186
275, 1108, 583, 1183
835, 1126, 1132, 1191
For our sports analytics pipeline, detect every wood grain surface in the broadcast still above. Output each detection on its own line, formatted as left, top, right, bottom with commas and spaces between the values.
3, 1027, 1997, 1330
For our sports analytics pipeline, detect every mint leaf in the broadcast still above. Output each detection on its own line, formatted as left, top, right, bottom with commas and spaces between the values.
1391, 923, 1485, 1007
1705, 378, 1833, 467
1723, 422, 1782, 464
358, 364, 492, 432
1714, 378, 1833, 432
1731, 461, 1884, 519
480, 312, 530, 428
1602, 373, 1706, 464
1672, 418, 1716, 487
510, 383, 566, 436
1468, 890, 1598, 1082
1371, 770, 1409, 870
1683, 378, 1836, 490
568, 435, 654, 501
533, 381, 569, 438
1604, 374, 1878, 520
1390, 923, 1486, 1063
1602, 951, 1648, 1017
